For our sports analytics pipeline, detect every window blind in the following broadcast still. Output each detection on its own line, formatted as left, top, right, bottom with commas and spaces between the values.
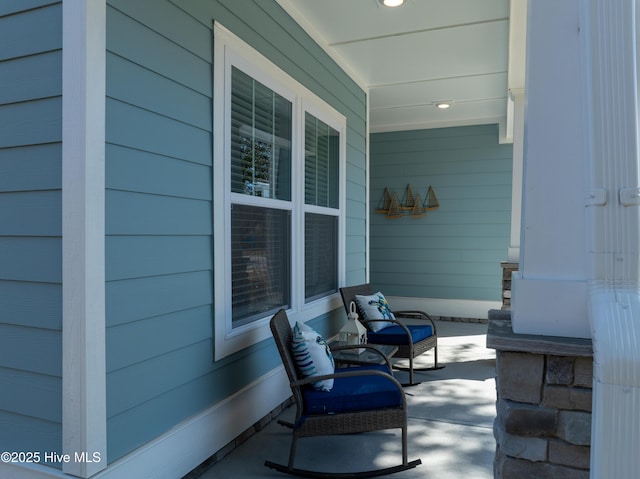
231, 204, 291, 326
305, 213, 338, 301
231, 67, 292, 200
305, 112, 339, 208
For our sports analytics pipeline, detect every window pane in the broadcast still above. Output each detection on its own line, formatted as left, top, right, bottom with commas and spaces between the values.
305, 213, 338, 302
232, 204, 291, 326
231, 67, 292, 200
305, 113, 339, 208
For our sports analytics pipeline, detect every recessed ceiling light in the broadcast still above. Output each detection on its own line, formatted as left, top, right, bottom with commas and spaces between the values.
435, 101, 453, 109
381, 0, 404, 7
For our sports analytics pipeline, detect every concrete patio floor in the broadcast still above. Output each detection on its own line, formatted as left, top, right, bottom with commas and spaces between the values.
193, 319, 497, 479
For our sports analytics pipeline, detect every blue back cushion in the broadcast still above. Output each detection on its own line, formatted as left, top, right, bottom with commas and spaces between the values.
367, 325, 433, 345
302, 364, 402, 415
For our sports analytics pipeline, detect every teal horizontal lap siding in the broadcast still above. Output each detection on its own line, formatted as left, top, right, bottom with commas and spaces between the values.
0, 51, 62, 105
0, 324, 61, 376
106, 190, 212, 235
0, 237, 61, 283
345, 136, 367, 284
106, 236, 212, 281
0, 1, 63, 464
105, 0, 215, 463
0, 3, 62, 62
106, 145, 211, 198
0, 367, 61, 421
0, 411, 60, 461
0, 191, 61, 236
106, 272, 213, 329
105, 0, 366, 463
0, 281, 61, 329
0, 144, 61, 192
0, 1, 58, 18
370, 124, 512, 302
107, 339, 215, 417
107, 4, 211, 96
0, 367, 61, 465
0, 97, 61, 149
107, 54, 211, 132
106, 305, 213, 372
106, 99, 211, 163
106, 347, 276, 462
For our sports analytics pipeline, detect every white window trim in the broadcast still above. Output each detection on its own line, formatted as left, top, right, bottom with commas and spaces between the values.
213, 23, 346, 360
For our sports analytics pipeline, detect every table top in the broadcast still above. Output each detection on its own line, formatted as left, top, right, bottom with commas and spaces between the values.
329, 341, 398, 366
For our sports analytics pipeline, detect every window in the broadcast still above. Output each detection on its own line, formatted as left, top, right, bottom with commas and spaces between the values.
231, 204, 290, 326
230, 67, 292, 200
304, 113, 340, 302
214, 24, 346, 359
230, 67, 292, 327
305, 213, 338, 301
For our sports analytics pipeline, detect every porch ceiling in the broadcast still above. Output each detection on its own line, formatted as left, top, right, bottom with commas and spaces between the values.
277, 0, 518, 135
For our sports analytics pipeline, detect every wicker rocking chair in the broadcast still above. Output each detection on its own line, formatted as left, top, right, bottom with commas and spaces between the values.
340, 284, 443, 386
264, 309, 421, 478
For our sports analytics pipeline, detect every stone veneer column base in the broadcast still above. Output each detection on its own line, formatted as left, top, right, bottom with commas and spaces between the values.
500, 262, 518, 310
487, 311, 593, 479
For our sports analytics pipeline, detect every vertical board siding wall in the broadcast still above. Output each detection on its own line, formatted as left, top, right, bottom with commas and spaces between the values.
370, 125, 512, 302
105, 0, 366, 462
0, 1, 63, 459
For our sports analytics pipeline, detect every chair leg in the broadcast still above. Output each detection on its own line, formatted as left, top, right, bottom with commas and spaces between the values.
434, 343, 439, 369
401, 423, 408, 465
288, 433, 298, 469
409, 357, 414, 385
400, 356, 422, 387
396, 349, 445, 386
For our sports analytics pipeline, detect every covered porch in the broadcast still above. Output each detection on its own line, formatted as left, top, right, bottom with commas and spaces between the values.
190, 318, 498, 479
3, 0, 640, 478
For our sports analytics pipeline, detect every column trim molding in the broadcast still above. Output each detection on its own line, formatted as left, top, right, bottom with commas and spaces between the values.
583, 0, 640, 283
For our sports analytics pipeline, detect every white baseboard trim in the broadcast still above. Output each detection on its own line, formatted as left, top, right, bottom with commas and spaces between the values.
386, 296, 501, 320
0, 366, 290, 479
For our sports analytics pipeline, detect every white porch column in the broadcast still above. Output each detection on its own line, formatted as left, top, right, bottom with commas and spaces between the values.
511, 0, 590, 338
62, 0, 107, 476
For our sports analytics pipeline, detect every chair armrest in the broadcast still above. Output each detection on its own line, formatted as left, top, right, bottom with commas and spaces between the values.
393, 310, 438, 335
362, 318, 417, 356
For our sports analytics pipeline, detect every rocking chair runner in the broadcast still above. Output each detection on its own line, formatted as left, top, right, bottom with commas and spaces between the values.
340, 284, 443, 386
265, 309, 421, 478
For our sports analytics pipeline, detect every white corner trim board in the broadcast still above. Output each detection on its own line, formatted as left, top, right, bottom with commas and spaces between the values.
62, 1, 107, 478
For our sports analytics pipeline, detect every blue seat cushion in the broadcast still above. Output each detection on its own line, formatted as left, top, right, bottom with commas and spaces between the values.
367, 324, 433, 346
302, 364, 402, 416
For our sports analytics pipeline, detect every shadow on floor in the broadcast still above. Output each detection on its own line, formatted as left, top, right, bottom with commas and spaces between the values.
193, 320, 497, 479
